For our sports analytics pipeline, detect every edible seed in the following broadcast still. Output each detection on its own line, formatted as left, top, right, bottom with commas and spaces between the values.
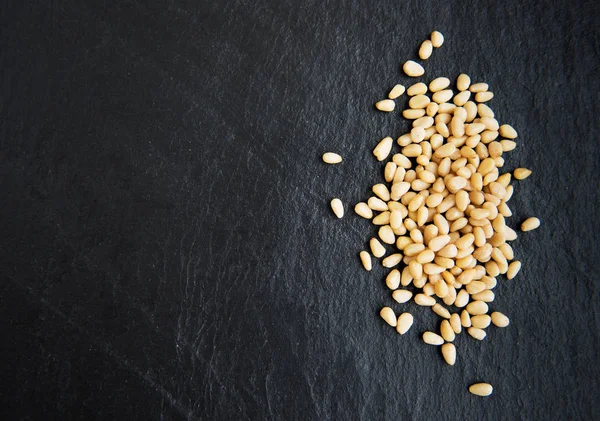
360, 251, 372, 271
499, 124, 518, 139
380, 307, 397, 327
457, 74, 471, 91
388, 84, 406, 99
373, 184, 391, 201
450, 313, 462, 333
469, 383, 493, 396
431, 31, 444, 48
392, 289, 413, 303
396, 312, 414, 334
331, 198, 344, 218
409, 95, 431, 109
470, 315, 491, 329
403, 60, 425, 77
432, 89, 454, 104
466, 300, 488, 315
521, 217, 540, 232
423, 331, 444, 345
469, 83, 489, 93
368, 197, 388, 211
379, 225, 396, 244
415, 293, 436, 306
467, 327, 486, 340
461, 310, 471, 327
491, 311, 509, 327
475, 91, 494, 102
408, 82, 428, 96
441, 343, 456, 365
506, 260, 521, 279
454, 90, 471, 106
376, 99, 395, 112
355, 202, 374, 219
322, 152, 342, 164
440, 320, 455, 342
373, 137, 393, 161
429, 77, 450, 92
382, 253, 402, 268
433, 303, 451, 319
514, 168, 532, 180
370, 238, 386, 258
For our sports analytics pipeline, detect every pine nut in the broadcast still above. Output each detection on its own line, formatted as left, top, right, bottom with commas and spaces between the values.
514, 168, 532, 180
454, 289, 470, 307
379, 225, 396, 244
355, 202, 374, 219
430, 77, 451, 92
408, 82, 428, 96
467, 327, 486, 340
454, 90, 471, 106
441, 343, 456, 365
388, 84, 406, 99
403, 60, 425, 77
433, 89, 454, 104
373, 184, 391, 201
370, 238, 386, 258
373, 137, 393, 161
322, 152, 342, 164
466, 301, 488, 315
409, 95, 430, 109
360, 251, 372, 271
433, 303, 451, 319
441, 320, 455, 342
415, 293, 436, 306
471, 314, 491, 329
382, 253, 402, 268
499, 124, 518, 139
461, 310, 471, 327
475, 91, 494, 102
491, 311, 509, 327
423, 331, 444, 345
331, 198, 344, 218
368, 197, 388, 211
469, 383, 493, 396
472, 290, 495, 302
431, 31, 444, 48
469, 83, 489, 93
521, 217, 540, 232
376, 99, 395, 112
396, 312, 414, 334
392, 289, 413, 303
506, 261, 521, 279
450, 313, 462, 333
380, 307, 397, 327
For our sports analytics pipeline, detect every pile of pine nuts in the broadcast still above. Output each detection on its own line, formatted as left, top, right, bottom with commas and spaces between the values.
323, 30, 540, 397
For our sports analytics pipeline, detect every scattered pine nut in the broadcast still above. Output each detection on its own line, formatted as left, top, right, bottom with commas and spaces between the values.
499, 124, 518, 139
521, 217, 540, 232
415, 294, 436, 306
407, 82, 428, 96
419, 40, 433, 60
380, 307, 397, 327
506, 261, 521, 280
467, 327, 486, 340
355, 202, 373, 219
403, 60, 425, 77
370, 238, 387, 258
396, 312, 414, 335
431, 31, 444, 48
388, 84, 406, 99
457, 74, 471, 91
491, 312, 510, 327
423, 331, 444, 345
450, 313, 462, 334
360, 251, 372, 271
322, 152, 342, 164
469, 383, 493, 396
441, 343, 456, 365
432, 303, 451, 319
331, 198, 344, 218
441, 320, 456, 342
373, 137, 393, 161
376, 99, 396, 112
514, 168, 532, 180
392, 289, 413, 303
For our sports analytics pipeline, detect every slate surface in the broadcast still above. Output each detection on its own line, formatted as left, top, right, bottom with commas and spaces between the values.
1, 0, 599, 420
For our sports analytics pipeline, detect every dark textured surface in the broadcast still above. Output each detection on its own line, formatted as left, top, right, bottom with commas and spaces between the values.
1, 0, 599, 419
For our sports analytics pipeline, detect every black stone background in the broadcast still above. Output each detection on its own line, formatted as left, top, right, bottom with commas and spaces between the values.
1, 0, 599, 420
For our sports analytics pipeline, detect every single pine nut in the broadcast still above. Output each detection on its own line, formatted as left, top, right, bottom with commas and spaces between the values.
408, 82, 428, 96
415, 293, 436, 306
379, 225, 396, 244
373, 184, 391, 201
382, 253, 402, 268
491, 311, 509, 327
392, 289, 413, 304
409, 95, 430, 109
396, 312, 414, 335
499, 124, 518, 139
471, 314, 491, 329
466, 300, 488, 315
433, 89, 454, 104
431, 31, 444, 48
384, 162, 397, 183
467, 327, 486, 340
370, 238, 386, 258
331, 199, 344, 218
368, 197, 388, 211
434, 279, 449, 298
506, 261, 521, 279
441, 343, 456, 365
475, 91, 494, 102
472, 290, 495, 302
441, 320, 455, 342
355, 202, 373, 219
469, 83, 489, 93
521, 217, 540, 232
450, 313, 462, 333
376, 99, 395, 112
433, 303, 451, 319
461, 310, 471, 327
477, 103, 495, 118
380, 307, 397, 327
388, 84, 406, 99
411, 126, 427, 142
454, 90, 471, 106
360, 251, 372, 271
413, 116, 435, 128
373, 137, 393, 161
403, 108, 427, 119
322, 152, 342, 164
469, 383, 493, 396
423, 331, 444, 345
457, 74, 471, 91
454, 289, 470, 307
514, 168, 532, 180
429, 77, 450, 92
501, 140, 517, 151
403, 60, 425, 77
426, 102, 440, 116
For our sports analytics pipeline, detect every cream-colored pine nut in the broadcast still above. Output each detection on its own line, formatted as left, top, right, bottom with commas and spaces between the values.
379, 225, 396, 244
331, 198, 344, 218
373, 137, 393, 161
471, 314, 491, 329
373, 184, 391, 201
413, 116, 435, 128
467, 327, 486, 340
382, 253, 402, 268
376, 99, 395, 112
514, 168, 532, 180
454, 90, 471, 106
457, 73, 471, 91
441, 320, 456, 342
450, 313, 462, 333
368, 196, 388, 211
441, 343, 456, 365
415, 293, 436, 306
466, 301, 488, 315
429, 77, 451, 92
396, 312, 414, 334
403, 60, 425, 77
403, 108, 427, 119
433, 303, 451, 319
370, 238, 386, 258
461, 310, 471, 327
491, 311, 509, 327
499, 124, 518, 139
433, 89, 454, 104
431, 30, 444, 48
469, 83, 489, 93
472, 290, 495, 302
355, 202, 373, 219
434, 280, 449, 298
469, 383, 493, 396
380, 307, 396, 327
521, 217, 540, 232
360, 251, 372, 271
384, 162, 397, 182
388, 84, 406, 99
409, 95, 430, 109
408, 82, 428, 96
475, 91, 494, 102
423, 331, 444, 345
392, 289, 413, 304
322, 152, 342, 164
506, 260, 521, 279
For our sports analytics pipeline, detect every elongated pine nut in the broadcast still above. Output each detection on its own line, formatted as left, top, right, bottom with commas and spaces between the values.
514, 168, 532, 180
382, 253, 402, 268
441, 343, 456, 365
388, 84, 406, 99
392, 289, 413, 303
403, 60, 425, 77
360, 251, 372, 271
355, 202, 373, 219
499, 124, 518, 139
433, 303, 451, 319
469, 83, 489, 93
407, 82, 428, 96
322, 152, 342, 164
521, 217, 540, 232
506, 260, 521, 279
469, 383, 493, 396
457, 74, 471, 91
450, 313, 462, 333
380, 307, 397, 327
431, 31, 444, 48
373, 137, 393, 161
466, 301, 488, 315
475, 91, 494, 102
430, 77, 450, 92
471, 315, 491, 329
467, 327, 486, 340
370, 238, 386, 258
415, 293, 436, 306
491, 311, 509, 327
440, 320, 455, 342
331, 198, 344, 218
396, 312, 414, 334
423, 331, 444, 345
419, 41, 433, 60
376, 99, 395, 112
